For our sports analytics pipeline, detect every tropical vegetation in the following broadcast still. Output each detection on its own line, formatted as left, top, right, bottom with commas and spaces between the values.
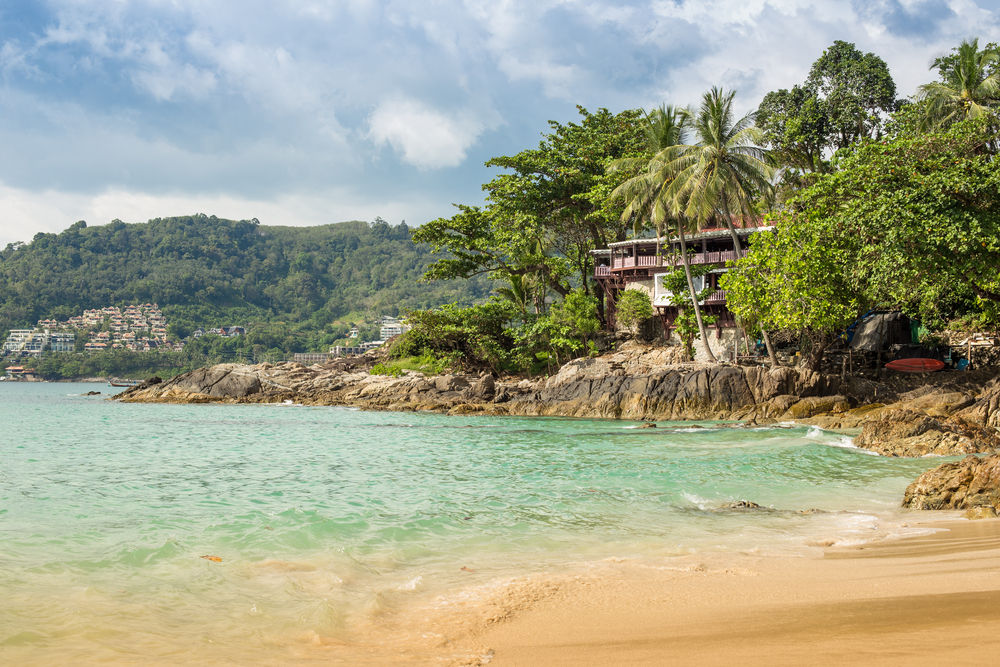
7, 38, 1000, 379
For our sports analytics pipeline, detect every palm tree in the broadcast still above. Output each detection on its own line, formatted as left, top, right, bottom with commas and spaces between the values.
495, 273, 537, 318
609, 105, 718, 363
918, 38, 1000, 129
664, 87, 774, 255
662, 87, 781, 366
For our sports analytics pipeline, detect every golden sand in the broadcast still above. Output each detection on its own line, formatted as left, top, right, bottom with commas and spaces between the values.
456, 519, 1000, 666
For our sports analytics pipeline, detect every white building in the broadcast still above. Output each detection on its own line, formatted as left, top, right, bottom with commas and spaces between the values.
49, 332, 76, 352
379, 316, 411, 341
2, 329, 75, 356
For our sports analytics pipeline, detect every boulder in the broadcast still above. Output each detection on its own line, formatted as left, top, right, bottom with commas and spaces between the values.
963, 506, 998, 520
170, 366, 263, 398
467, 374, 496, 401
434, 375, 470, 393
756, 394, 802, 419
782, 395, 850, 419
953, 379, 1000, 429
902, 454, 1000, 511
854, 409, 1000, 457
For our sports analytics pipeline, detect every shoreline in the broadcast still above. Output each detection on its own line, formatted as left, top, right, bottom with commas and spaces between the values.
454, 517, 1000, 666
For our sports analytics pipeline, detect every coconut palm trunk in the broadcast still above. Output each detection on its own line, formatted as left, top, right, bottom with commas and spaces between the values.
677, 221, 717, 362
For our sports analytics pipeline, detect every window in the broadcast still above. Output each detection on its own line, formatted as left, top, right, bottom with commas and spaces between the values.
653, 273, 704, 305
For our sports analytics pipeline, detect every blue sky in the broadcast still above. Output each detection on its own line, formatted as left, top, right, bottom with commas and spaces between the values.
0, 0, 997, 246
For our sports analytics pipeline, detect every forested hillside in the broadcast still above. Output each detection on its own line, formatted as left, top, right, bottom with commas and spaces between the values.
0, 215, 492, 336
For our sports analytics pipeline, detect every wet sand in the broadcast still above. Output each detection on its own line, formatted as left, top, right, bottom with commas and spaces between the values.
462, 518, 1000, 666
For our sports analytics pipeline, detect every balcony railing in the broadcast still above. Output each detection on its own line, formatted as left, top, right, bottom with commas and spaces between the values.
606, 250, 745, 273
705, 290, 728, 302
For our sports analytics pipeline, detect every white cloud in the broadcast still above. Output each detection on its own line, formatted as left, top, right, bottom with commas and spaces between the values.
366, 98, 497, 169
0, 0, 997, 243
0, 180, 448, 247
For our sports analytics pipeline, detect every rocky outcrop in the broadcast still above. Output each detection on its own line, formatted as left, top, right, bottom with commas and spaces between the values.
853, 409, 1000, 457
902, 454, 1000, 515
116, 357, 844, 421
114, 343, 1000, 461
953, 378, 1000, 429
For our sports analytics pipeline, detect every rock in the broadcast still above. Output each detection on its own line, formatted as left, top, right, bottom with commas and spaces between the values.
953, 379, 1000, 429
636, 422, 657, 428
902, 454, 1000, 511
724, 500, 765, 510
782, 395, 850, 419
169, 366, 263, 398
963, 506, 998, 520
854, 409, 1000, 457
434, 375, 470, 393
82, 390, 101, 395
898, 390, 975, 418
757, 394, 802, 419
467, 374, 495, 401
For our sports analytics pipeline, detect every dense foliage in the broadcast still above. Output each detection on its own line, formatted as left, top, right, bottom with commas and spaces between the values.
0, 215, 492, 343
413, 107, 648, 325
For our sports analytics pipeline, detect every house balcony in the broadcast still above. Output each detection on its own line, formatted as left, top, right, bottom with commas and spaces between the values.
595, 250, 745, 278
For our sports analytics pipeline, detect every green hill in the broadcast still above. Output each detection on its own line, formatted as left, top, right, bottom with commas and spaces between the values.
0, 214, 491, 339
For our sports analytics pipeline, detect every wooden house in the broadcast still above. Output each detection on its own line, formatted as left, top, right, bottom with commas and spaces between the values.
592, 218, 774, 339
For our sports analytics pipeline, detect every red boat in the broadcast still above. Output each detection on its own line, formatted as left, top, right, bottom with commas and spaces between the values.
885, 358, 945, 373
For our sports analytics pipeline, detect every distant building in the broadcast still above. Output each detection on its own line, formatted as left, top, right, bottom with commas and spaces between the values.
2, 329, 74, 356
379, 316, 410, 341
330, 345, 363, 357
49, 332, 75, 352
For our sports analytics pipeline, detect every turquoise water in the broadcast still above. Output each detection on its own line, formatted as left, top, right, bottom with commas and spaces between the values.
1, 382, 948, 665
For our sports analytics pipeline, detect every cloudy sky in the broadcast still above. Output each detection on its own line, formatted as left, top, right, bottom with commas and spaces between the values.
0, 0, 996, 246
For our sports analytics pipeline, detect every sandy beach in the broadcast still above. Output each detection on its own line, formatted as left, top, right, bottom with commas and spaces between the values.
462, 518, 1000, 666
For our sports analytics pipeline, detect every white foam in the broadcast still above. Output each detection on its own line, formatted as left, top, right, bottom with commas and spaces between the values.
393, 576, 423, 591
681, 492, 713, 510
824, 435, 880, 456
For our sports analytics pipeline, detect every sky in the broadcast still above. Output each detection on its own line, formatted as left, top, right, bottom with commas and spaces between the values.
0, 0, 997, 246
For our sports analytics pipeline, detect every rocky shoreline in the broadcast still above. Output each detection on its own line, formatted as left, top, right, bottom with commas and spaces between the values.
114, 341, 1000, 517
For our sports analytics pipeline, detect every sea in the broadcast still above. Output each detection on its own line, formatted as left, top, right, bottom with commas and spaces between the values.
1, 381, 954, 666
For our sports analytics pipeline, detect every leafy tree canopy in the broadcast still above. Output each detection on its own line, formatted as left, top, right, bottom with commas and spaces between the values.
413, 107, 648, 308
757, 40, 899, 178
806, 40, 899, 149
793, 115, 1000, 324
0, 214, 492, 341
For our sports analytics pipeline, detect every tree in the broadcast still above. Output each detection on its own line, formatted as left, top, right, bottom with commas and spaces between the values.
554, 289, 601, 352
413, 108, 649, 319
756, 85, 830, 174
721, 212, 864, 371
662, 87, 778, 364
413, 204, 573, 299
392, 301, 517, 372
494, 273, 539, 318
616, 289, 654, 339
806, 40, 899, 149
664, 87, 775, 252
609, 105, 719, 361
791, 115, 1000, 325
918, 38, 1000, 131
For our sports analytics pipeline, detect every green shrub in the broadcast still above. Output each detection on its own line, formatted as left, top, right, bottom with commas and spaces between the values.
616, 289, 654, 337
370, 362, 404, 377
